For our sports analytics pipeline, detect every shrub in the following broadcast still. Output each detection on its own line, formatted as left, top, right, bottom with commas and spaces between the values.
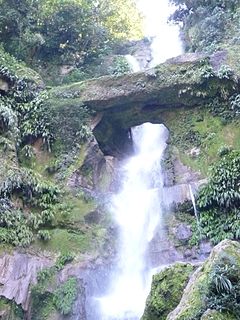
56, 253, 75, 271
53, 277, 77, 315
198, 151, 240, 209
207, 263, 240, 317
37, 230, 51, 241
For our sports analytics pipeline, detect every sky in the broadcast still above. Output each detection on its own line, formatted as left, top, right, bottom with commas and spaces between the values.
136, 0, 183, 64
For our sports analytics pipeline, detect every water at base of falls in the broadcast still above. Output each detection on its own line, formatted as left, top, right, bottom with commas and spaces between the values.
99, 123, 169, 320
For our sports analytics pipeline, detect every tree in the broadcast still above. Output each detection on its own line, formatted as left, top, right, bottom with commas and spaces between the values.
0, 0, 143, 65
170, 0, 240, 53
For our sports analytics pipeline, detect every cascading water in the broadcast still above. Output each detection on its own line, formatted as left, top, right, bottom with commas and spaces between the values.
189, 184, 199, 224
98, 1, 183, 319
125, 55, 141, 72
100, 124, 168, 319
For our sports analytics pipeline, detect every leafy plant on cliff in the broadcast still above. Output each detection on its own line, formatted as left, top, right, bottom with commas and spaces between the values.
0, 0, 143, 66
192, 150, 240, 245
198, 151, 240, 209
53, 277, 78, 315
207, 263, 240, 317
32, 263, 77, 318
170, 0, 240, 53
0, 167, 60, 246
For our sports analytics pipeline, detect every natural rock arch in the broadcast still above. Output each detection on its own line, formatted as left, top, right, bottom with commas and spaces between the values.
48, 50, 240, 156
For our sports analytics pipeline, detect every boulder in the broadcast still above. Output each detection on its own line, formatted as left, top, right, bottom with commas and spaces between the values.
167, 240, 240, 320
141, 263, 194, 320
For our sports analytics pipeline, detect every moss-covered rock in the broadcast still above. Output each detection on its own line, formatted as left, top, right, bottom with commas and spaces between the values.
141, 263, 194, 320
167, 240, 240, 320
0, 298, 24, 319
201, 309, 236, 320
0, 46, 43, 88
46, 49, 240, 155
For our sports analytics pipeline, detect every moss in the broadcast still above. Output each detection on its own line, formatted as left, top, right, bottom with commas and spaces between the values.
53, 193, 97, 227
31, 293, 56, 320
201, 310, 236, 320
166, 240, 240, 320
0, 298, 24, 319
163, 108, 240, 177
0, 46, 42, 86
33, 226, 107, 255
142, 263, 194, 320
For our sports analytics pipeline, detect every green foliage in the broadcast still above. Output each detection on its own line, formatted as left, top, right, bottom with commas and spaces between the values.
0, 0, 142, 66
37, 230, 51, 241
207, 98, 236, 123
111, 56, 131, 76
17, 91, 53, 149
197, 209, 240, 245
62, 69, 88, 84
0, 167, 59, 247
0, 167, 59, 206
55, 252, 75, 270
170, 0, 240, 53
207, 263, 240, 317
217, 65, 235, 80
198, 151, 240, 209
217, 145, 232, 157
21, 145, 36, 159
191, 151, 240, 245
53, 277, 77, 315
32, 263, 78, 318
0, 64, 53, 149
142, 263, 194, 320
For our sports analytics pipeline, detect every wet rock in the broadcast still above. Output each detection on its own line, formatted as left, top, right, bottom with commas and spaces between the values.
0, 252, 52, 311
174, 224, 192, 242
199, 241, 212, 256
163, 180, 206, 207
0, 78, 9, 92
142, 263, 195, 320
60, 65, 74, 75
84, 210, 102, 224
167, 240, 240, 319
67, 137, 116, 192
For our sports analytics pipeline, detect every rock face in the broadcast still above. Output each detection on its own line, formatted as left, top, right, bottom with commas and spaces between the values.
0, 78, 9, 92
0, 252, 52, 311
143, 240, 240, 320
141, 263, 194, 320
67, 137, 116, 192
47, 49, 239, 155
166, 240, 240, 320
201, 309, 235, 320
113, 38, 152, 70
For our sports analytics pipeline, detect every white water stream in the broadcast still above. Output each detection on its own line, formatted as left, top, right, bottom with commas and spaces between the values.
100, 124, 168, 319
99, 1, 183, 319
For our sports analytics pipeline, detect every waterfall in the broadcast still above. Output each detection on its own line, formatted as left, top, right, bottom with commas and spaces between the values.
100, 124, 169, 319
137, 0, 183, 65
189, 184, 198, 223
98, 1, 183, 319
189, 184, 202, 239
125, 55, 141, 72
